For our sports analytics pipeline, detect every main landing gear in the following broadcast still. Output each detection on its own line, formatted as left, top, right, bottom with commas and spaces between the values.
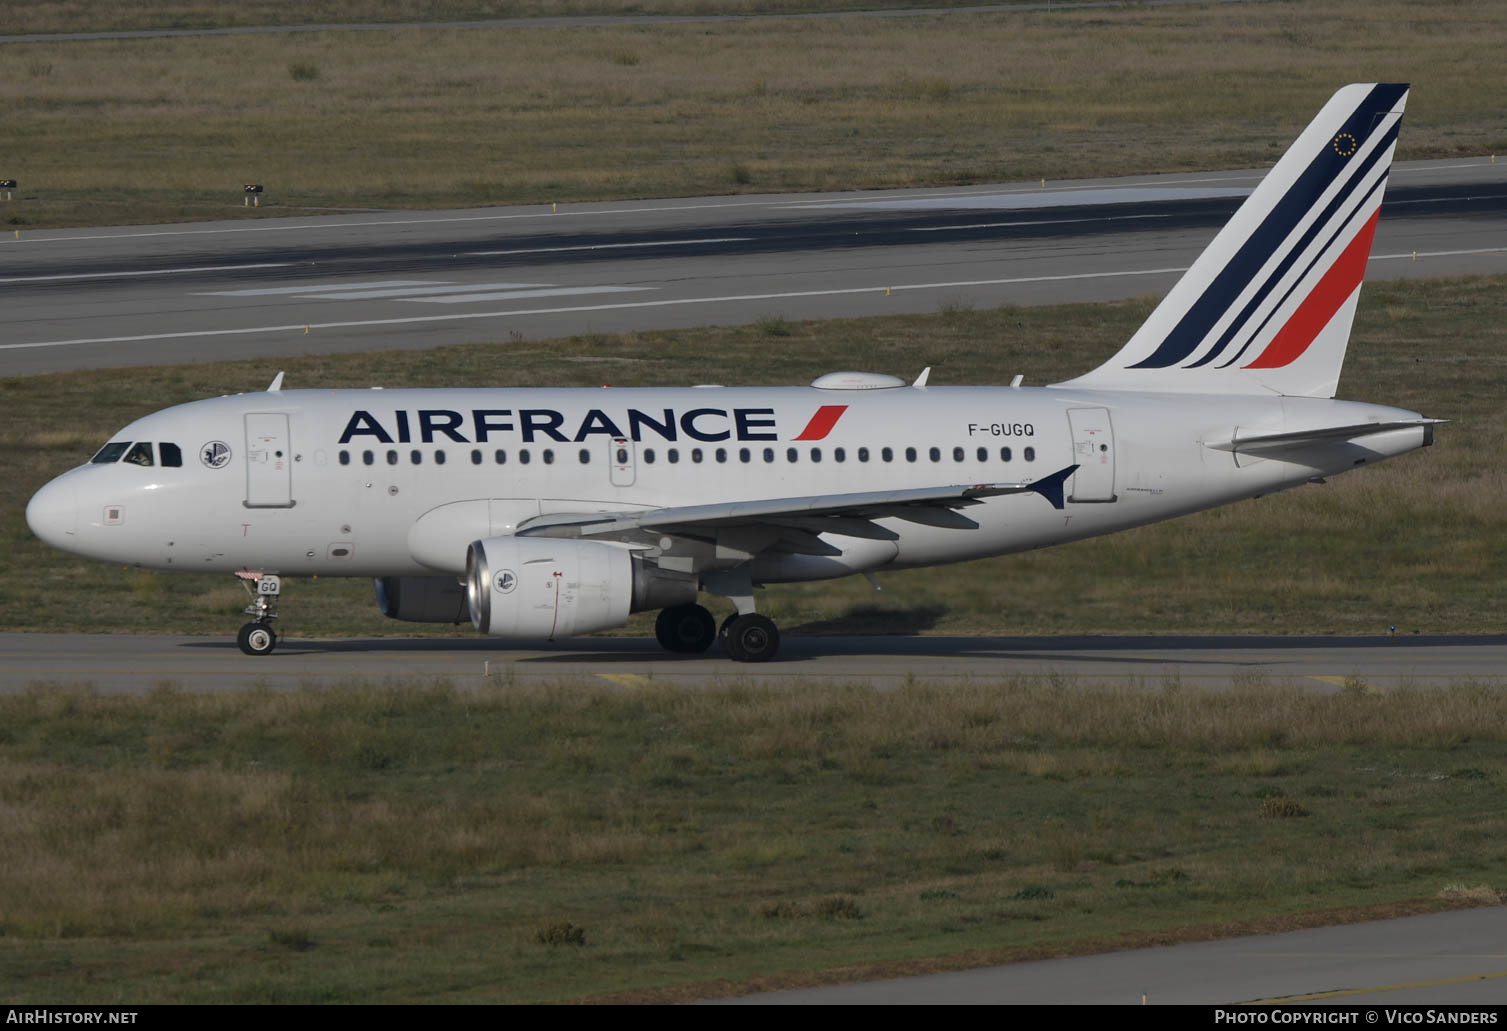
721, 612, 780, 663
237, 573, 281, 656
653, 603, 781, 663
655, 603, 716, 653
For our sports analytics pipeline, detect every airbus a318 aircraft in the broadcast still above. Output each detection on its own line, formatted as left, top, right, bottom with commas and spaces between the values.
27, 83, 1436, 661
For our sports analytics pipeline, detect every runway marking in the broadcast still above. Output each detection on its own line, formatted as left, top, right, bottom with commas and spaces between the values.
1251, 967, 1507, 1004
0, 262, 292, 284
467, 236, 752, 256
195, 280, 644, 303
597, 673, 654, 689
1372, 246, 1507, 260
0, 267, 1189, 349
906, 215, 1170, 232
198, 280, 446, 296
8, 246, 1506, 351
292, 282, 553, 300
814, 187, 1251, 212
409, 286, 652, 303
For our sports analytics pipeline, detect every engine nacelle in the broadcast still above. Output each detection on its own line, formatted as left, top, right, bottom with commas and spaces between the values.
374, 576, 468, 623
466, 536, 695, 639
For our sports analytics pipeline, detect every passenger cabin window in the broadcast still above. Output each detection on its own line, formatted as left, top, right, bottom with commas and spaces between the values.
160, 443, 183, 467
124, 442, 154, 467
1024, 447, 1036, 462
92, 442, 129, 464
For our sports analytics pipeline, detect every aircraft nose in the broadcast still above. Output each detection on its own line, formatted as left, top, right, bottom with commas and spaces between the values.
26, 476, 79, 550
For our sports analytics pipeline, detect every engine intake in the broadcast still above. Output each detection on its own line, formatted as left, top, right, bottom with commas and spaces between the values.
465, 536, 694, 639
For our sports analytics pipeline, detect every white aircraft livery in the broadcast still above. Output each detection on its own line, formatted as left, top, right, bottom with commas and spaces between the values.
27, 83, 1437, 662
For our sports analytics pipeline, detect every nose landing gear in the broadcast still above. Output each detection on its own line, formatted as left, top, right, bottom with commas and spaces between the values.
236, 573, 281, 655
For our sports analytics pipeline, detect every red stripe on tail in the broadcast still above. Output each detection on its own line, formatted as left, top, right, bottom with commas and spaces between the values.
1244, 209, 1380, 370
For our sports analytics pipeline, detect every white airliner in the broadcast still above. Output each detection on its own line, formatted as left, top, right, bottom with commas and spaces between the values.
27, 83, 1437, 661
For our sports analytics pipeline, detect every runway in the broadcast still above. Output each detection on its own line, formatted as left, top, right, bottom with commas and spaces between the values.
4, 631, 1504, 694
4, 158, 1505, 376
714, 906, 1507, 1005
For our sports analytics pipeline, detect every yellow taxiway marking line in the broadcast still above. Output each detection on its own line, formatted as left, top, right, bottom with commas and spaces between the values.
1252, 967, 1507, 1003
596, 673, 654, 689
1307, 674, 1390, 693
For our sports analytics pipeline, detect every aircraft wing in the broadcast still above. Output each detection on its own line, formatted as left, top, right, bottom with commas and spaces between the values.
1206, 419, 1443, 457
517, 464, 1078, 548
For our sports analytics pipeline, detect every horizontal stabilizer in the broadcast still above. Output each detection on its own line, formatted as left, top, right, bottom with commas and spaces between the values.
1206, 419, 1442, 456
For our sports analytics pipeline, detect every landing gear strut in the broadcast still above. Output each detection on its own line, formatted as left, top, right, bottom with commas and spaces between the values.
655, 603, 717, 653
237, 573, 281, 656
702, 565, 781, 663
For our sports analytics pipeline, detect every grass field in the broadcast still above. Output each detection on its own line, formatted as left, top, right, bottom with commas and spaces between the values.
3, 0, 1507, 228
5, 0, 1019, 36
6, 272, 1506, 640
1, 677, 1504, 1002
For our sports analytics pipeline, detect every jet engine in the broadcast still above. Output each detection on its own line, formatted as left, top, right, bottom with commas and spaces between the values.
374, 576, 468, 623
465, 536, 695, 639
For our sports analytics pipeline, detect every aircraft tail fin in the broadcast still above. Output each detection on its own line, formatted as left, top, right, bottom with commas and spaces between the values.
1056, 83, 1408, 398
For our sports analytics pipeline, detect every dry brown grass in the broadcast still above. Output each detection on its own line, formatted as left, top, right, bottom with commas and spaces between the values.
4, 1, 1507, 228
5, 1, 999, 36
3, 677, 1506, 1001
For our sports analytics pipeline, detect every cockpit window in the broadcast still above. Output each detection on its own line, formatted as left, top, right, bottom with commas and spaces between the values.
160, 443, 183, 467
123, 441, 155, 467
91, 442, 130, 464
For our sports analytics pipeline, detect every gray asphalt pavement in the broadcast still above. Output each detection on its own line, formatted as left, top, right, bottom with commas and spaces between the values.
4, 631, 1503, 693
713, 906, 1507, 1004
5, 158, 1504, 376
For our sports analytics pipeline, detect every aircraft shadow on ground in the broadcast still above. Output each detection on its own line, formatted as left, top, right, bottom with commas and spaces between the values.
176, 631, 1507, 667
